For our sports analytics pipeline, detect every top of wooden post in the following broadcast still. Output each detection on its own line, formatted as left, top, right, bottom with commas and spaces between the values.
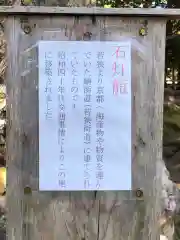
0, 6, 180, 18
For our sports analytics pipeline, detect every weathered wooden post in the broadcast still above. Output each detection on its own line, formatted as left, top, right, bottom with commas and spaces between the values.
5, 6, 180, 240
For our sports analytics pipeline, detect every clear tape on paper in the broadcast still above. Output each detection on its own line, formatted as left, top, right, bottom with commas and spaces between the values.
18, 37, 152, 197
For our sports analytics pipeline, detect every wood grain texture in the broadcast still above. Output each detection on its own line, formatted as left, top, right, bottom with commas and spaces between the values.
6, 16, 166, 240
0, 6, 179, 18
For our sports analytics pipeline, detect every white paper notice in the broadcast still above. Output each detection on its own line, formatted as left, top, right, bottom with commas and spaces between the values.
38, 41, 132, 191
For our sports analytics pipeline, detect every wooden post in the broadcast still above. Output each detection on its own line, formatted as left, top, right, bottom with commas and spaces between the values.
5, 6, 179, 240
